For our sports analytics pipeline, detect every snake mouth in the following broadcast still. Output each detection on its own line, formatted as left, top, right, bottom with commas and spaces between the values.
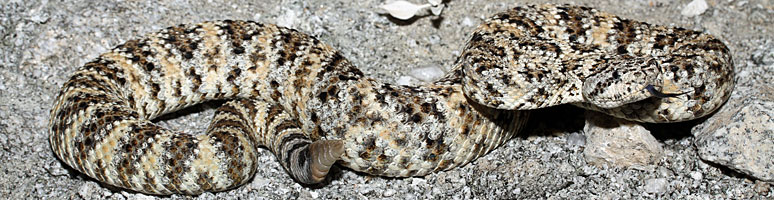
645, 85, 688, 98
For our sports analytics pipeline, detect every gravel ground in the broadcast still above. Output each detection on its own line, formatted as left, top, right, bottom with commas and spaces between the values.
1, 0, 772, 199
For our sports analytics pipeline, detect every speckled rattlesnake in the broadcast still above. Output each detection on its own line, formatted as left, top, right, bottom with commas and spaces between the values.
49, 4, 734, 195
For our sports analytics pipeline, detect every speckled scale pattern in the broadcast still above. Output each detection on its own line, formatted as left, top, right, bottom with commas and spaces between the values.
49, 4, 733, 195
462, 4, 734, 122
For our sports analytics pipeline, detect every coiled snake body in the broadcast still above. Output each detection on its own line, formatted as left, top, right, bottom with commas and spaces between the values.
49, 4, 734, 195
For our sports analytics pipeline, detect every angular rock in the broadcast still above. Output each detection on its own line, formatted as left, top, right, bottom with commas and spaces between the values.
693, 41, 774, 182
583, 111, 664, 167
693, 91, 774, 181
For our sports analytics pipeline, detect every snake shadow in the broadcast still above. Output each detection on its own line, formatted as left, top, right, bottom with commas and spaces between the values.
152, 100, 227, 122
516, 104, 701, 142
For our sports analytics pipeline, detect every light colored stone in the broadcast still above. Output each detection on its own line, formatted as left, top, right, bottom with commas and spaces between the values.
693, 42, 774, 182
383, 189, 396, 197
694, 96, 774, 181
396, 76, 419, 85
276, 9, 298, 27
566, 132, 586, 147
681, 0, 708, 17
643, 178, 668, 194
583, 111, 664, 167
690, 171, 703, 181
409, 65, 445, 82
380, 1, 431, 20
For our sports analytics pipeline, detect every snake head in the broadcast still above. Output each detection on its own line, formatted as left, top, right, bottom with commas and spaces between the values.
582, 58, 667, 109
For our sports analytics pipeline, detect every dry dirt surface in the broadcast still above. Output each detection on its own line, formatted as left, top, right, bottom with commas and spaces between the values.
1, 0, 772, 199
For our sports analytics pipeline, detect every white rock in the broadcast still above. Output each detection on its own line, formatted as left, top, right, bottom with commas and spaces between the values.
644, 178, 668, 194
566, 132, 586, 147
396, 76, 418, 85
409, 65, 444, 82
690, 171, 703, 180
77, 183, 94, 199
694, 95, 774, 181
383, 189, 396, 197
127, 193, 155, 200
277, 9, 298, 27
681, 0, 709, 17
583, 111, 664, 167
462, 17, 475, 27
411, 177, 427, 185
381, 1, 431, 20
430, 4, 444, 16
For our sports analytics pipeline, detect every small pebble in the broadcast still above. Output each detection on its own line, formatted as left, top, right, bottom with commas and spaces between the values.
565, 132, 586, 146
754, 181, 771, 195
644, 178, 668, 194
396, 76, 418, 85
681, 0, 708, 17
690, 171, 703, 180
409, 66, 445, 82
383, 189, 396, 197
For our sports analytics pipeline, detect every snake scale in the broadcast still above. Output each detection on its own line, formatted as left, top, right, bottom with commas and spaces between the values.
49, 4, 734, 195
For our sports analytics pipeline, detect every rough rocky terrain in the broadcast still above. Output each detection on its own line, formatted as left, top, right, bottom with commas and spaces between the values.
1, 0, 772, 199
